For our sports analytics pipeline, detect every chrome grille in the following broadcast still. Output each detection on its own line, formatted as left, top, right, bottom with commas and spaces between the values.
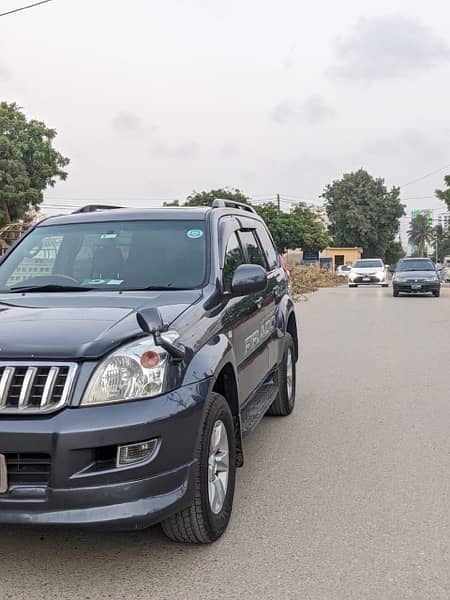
0, 363, 77, 414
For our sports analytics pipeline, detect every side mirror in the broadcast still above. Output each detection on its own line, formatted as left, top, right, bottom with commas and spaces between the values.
136, 308, 186, 360
231, 264, 267, 297
136, 307, 167, 334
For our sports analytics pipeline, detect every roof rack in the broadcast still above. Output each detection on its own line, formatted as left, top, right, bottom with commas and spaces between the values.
72, 204, 123, 214
211, 199, 256, 213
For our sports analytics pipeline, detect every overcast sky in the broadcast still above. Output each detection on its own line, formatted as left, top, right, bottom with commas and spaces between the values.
2, 0, 450, 237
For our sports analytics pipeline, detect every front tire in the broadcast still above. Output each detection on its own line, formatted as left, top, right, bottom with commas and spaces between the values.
349, 284, 357, 288
393, 289, 399, 297
161, 393, 236, 544
267, 333, 296, 417
433, 290, 441, 297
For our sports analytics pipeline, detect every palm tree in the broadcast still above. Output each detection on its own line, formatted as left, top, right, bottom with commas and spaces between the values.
408, 214, 433, 257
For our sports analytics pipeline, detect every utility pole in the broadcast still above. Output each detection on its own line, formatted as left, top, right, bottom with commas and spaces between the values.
277, 193, 280, 213
436, 233, 439, 263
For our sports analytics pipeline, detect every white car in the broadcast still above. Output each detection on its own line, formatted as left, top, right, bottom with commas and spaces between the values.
336, 265, 352, 277
348, 259, 388, 288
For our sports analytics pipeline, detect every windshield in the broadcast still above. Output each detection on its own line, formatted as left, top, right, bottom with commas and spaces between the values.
0, 220, 207, 292
353, 260, 383, 269
397, 259, 435, 272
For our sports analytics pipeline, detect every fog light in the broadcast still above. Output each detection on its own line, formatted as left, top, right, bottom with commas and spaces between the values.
116, 438, 159, 467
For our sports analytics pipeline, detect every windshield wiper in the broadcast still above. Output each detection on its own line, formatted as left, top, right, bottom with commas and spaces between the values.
132, 286, 186, 291
8, 284, 94, 293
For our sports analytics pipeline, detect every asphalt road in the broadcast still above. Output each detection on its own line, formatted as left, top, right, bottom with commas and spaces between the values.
2, 285, 450, 600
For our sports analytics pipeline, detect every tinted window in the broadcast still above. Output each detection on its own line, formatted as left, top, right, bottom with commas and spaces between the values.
256, 225, 278, 270
397, 259, 435, 272
223, 233, 244, 292
0, 220, 207, 291
353, 260, 383, 269
238, 231, 267, 269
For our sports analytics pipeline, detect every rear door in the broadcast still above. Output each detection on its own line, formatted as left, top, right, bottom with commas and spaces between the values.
254, 222, 287, 370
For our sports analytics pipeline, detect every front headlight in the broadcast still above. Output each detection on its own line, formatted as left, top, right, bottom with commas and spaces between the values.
81, 334, 178, 406
377, 272, 385, 280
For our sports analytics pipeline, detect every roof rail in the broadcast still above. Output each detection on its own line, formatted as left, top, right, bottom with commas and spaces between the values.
72, 204, 123, 214
211, 198, 256, 213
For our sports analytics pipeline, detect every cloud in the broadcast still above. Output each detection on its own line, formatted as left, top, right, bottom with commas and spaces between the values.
0, 63, 10, 81
218, 144, 240, 159
365, 129, 447, 159
271, 95, 335, 126
332, 15, 450, 81
281, 46, 296, 70
112, 112, 197, 159
152, 141, 199, 160
112, 112, 148, 139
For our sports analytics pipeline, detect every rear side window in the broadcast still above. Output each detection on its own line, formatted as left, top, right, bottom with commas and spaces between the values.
256, 225, 278, 271
223, 233, 244, 291
238, 231, 267, 269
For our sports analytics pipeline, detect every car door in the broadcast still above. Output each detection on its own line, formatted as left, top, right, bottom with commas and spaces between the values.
235, 229, 272, 399
220, 228, 268, 405
254, 222, 287, 370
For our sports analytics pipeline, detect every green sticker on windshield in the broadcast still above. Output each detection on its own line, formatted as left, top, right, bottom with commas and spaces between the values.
187, 229, 203, 239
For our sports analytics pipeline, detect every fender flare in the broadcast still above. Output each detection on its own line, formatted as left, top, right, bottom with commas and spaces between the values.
182, 334, 243, 466
274, 295, 298, 362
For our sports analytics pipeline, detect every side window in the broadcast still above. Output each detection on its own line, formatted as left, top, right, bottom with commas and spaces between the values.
256, 225, 278, 271
238, 231, 267, 269
223, 233, 244, 291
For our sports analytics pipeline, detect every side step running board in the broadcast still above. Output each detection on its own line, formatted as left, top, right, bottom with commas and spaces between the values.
240, 379, 278, 434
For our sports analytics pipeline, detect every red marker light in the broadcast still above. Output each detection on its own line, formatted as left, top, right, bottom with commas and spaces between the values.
140, 351, 160, 368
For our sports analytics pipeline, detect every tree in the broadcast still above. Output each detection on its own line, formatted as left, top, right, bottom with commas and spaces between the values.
255, 202, 330, 254
436, 175, 450, 210
162, 200, 180, 207
175, 188, 330, 254
322, 169, 404, 259
408, 213, 433, 257
384, 240, 405, 266
184, 188, 250, 206
0, 102, 69, 227
431, 224, 450, 262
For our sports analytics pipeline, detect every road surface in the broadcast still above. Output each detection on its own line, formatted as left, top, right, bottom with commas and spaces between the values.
1, 285, 450, 600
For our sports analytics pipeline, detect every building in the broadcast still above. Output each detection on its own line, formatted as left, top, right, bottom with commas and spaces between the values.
321, 247, 363, 271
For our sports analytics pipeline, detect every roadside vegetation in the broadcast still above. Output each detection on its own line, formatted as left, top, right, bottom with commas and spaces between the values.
289, 265, 343, 300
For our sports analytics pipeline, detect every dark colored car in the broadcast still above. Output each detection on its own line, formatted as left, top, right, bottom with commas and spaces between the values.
0, 200, 298, 543
392, 258, 441, 297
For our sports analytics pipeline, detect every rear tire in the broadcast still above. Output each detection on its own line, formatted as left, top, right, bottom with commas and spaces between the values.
267, 333, 296, 417
161, 393, 236, 544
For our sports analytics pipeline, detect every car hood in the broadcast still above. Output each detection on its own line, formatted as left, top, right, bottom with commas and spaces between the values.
396, 270, 437, 279
0, 290, 201, 360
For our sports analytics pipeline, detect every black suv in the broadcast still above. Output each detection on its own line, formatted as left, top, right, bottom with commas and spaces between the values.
0, 200, 298, 543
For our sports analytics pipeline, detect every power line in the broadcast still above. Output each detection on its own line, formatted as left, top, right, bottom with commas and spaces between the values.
0, 0, 53, 18
400, 163, 450, 189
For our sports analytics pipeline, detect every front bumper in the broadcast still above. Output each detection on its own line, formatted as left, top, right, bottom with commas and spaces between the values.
393, 281, 440, 294
349, 276, 386, 285
0, 379, 210, 530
